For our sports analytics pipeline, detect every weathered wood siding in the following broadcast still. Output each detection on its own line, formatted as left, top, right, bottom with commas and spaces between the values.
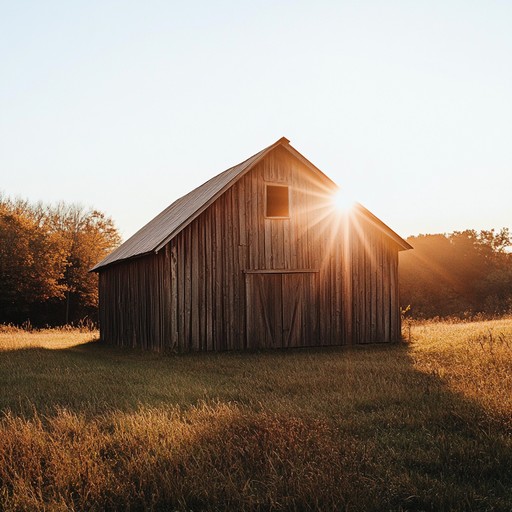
99, 146, 402, 351
98, 248, 171, 350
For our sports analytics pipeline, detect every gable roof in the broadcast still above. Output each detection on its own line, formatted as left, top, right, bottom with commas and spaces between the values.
92, 137, 410, 272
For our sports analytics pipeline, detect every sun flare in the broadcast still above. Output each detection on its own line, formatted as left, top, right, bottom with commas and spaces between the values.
331, 188, 355, 213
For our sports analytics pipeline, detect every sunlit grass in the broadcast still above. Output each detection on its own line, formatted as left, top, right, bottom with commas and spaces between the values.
410, 318, 512, 426
1, 321, 512, 510
0, 325, 98, 351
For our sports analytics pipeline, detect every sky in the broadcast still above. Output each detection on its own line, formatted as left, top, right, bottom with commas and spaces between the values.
1, 0, 511, 242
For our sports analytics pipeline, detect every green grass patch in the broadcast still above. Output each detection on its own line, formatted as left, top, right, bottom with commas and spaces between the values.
1, 320, 512, 510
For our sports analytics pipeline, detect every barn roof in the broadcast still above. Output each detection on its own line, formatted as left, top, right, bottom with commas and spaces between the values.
92, 137, 411, 272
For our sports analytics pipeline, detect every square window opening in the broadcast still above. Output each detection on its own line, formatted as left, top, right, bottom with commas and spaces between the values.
266, 185, 289, 218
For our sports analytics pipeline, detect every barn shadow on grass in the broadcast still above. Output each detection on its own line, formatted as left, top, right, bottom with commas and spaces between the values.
2, 340, 512, 509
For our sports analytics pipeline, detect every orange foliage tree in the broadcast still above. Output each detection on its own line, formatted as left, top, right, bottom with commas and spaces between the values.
0, 195, 121, 325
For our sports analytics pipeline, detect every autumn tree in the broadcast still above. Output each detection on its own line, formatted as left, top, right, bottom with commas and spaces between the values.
0, 194, 120, 325
47, 203, 121, 322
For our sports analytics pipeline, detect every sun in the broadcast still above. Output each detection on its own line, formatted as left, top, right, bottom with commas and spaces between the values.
331, 188, 355, 213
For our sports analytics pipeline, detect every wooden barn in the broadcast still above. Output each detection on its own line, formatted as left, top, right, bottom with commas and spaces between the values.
92, 137, 412, 351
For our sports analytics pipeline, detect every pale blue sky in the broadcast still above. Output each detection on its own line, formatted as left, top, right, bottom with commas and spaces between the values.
1, 1, 511, 241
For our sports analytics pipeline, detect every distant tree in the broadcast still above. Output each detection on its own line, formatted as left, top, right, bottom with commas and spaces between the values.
399, 228, 512, 318
0, 197, 67, 322
47, 203, 121, 322
0, 194, 121, 325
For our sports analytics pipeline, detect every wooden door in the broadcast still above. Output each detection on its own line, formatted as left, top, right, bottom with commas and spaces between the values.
246, 271, 319, 349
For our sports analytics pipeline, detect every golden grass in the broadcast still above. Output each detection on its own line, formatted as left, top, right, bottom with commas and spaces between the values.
0, 326, 97, 351
1, 321, 512, 511
0, 403, 351, 511
410, 318, 512, 427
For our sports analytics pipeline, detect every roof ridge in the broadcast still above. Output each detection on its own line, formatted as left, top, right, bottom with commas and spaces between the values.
91, 137, 411, 272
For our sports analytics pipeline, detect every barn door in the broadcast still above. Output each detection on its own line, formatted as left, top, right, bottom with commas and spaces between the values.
245, 272, 319, 349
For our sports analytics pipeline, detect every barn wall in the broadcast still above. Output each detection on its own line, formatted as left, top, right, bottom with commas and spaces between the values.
170, 146, 402, 351
99, 146, 402, 351
98, 247, 171, 349
349, 222, 401, 343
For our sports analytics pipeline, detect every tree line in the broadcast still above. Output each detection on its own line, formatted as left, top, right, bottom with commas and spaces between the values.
1, 193, 511, 325
0, 194, 121, 326
399, 228, 512, 318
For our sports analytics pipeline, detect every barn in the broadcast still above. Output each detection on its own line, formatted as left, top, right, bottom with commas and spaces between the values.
92, 137, 412, 351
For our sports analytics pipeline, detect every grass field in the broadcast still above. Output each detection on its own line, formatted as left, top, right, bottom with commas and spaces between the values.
1, 320, 512, 511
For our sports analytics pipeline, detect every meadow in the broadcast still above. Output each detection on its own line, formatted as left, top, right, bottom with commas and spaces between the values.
1, 320, 512, 511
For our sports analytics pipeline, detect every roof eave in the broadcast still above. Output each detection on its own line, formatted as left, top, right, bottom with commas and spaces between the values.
353, 203, 412, 251
90, 250, 155, 272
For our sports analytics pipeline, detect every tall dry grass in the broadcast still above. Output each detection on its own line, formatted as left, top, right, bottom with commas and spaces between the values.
1, 321, 512, 510
410, 318, 512, 427
0, 403, 358, 511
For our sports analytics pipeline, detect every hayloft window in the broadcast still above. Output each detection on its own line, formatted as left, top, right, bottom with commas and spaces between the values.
266, 184, 289, 218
